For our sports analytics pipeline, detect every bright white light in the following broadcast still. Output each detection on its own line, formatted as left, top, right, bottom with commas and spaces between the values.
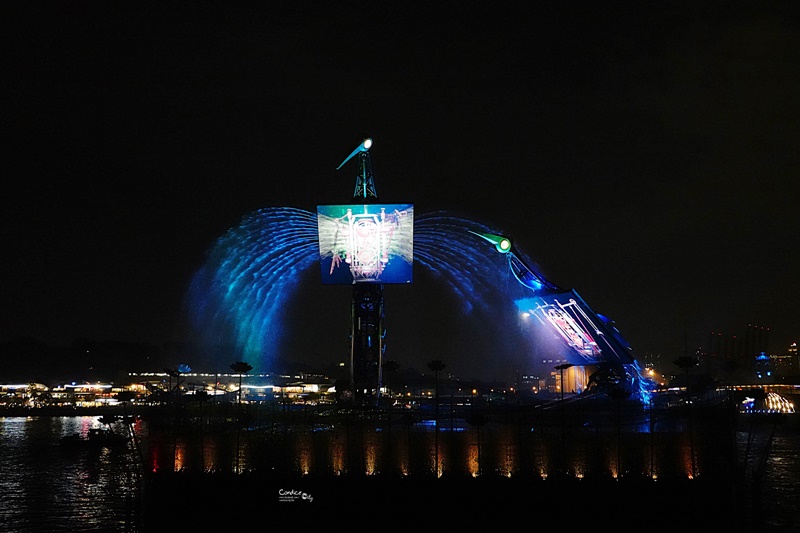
336, 137, 374, 169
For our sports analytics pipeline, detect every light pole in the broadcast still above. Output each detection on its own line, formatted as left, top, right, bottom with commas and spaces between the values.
555, 363, 573, 402
554, 363, 573, 474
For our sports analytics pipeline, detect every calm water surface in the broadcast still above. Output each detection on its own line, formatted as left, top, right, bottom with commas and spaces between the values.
1, 414, 798, 532
0, 417, 142, 533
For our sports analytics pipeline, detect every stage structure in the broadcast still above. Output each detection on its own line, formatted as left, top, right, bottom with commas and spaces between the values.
472, 232, 646, 399
317, 138, 414, 406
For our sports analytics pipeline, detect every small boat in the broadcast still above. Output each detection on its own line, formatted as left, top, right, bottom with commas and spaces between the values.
60, 427, 128, 448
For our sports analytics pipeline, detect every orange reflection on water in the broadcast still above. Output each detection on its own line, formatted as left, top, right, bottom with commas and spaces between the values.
681, 446, 696, 479
364, 438, 377, 475
499, 442, 516, 477
467, 444, 479, 477
330, 435, 345, 475
298, 446, 311, 475
173, 440, 186, 471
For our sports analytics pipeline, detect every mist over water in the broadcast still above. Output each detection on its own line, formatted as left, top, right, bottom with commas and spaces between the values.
184, 207, 559, 378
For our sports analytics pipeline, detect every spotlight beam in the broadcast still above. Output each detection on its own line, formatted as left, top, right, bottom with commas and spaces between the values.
336, 138, 373, 170
468, 231, 511, 253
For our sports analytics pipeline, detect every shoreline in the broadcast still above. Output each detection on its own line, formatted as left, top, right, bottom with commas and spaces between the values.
0, 405, 146, 417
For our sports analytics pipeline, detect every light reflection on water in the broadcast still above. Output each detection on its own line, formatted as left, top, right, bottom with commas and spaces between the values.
0, 416, 141, 533
139, 411, 781, 484
1, 414, 798, 531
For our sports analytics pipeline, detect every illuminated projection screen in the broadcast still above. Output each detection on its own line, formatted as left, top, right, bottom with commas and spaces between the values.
317, 203, 414, 285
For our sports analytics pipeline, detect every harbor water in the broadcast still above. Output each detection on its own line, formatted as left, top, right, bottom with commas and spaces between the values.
0, 409, 797, 531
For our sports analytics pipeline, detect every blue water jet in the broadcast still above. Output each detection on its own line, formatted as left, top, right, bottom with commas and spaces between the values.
185, 208, 550, 371
184, 206, 647, 403
186, 207, 319, 369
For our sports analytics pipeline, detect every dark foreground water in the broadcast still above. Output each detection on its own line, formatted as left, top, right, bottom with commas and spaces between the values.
0, 411, 797, 531
0, 416, 141, 532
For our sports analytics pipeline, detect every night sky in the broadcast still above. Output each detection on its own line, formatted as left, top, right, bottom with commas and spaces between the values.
3, 2, 799, 379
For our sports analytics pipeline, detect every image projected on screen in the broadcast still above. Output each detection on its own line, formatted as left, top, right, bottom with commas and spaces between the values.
317, 203, 414, 284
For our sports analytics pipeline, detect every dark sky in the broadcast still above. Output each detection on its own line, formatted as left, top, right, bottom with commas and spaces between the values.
3, 2, 799, 378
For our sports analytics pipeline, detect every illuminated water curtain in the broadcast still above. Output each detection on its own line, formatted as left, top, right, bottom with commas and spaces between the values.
186, 211, 649, 402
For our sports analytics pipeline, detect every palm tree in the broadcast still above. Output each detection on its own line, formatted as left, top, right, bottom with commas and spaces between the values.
427, 360, 446, 476
230, 361, 253, 404
163, 367, 179, 400
26, 383, 41, 407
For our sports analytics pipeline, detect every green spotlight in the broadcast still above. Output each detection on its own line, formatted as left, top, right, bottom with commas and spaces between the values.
470, 231, 512, 254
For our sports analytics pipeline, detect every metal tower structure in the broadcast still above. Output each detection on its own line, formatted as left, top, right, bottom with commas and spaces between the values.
337, 138, 384, 406
339, 137, 378, 201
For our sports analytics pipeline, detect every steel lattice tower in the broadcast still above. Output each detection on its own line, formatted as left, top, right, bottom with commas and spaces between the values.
337, 138, 384, 406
